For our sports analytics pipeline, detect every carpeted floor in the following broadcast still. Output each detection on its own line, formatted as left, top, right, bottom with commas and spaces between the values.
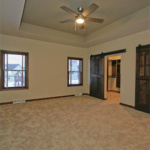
0, 93, 150, 150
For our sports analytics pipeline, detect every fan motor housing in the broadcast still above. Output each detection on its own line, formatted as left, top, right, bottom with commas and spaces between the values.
78, 7, 83, 12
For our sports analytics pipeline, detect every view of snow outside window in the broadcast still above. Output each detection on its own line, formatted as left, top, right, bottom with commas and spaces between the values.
4, 54, 26, 88
69, 59, 81, 85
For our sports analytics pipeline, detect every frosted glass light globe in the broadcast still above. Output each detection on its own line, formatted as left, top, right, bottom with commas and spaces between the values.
76, 18, 84, 24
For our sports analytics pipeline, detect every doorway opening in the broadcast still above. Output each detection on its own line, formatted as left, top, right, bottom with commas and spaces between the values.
106, 55, 121, 103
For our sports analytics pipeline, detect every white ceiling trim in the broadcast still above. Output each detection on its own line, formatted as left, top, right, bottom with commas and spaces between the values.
20, 23, 85, 47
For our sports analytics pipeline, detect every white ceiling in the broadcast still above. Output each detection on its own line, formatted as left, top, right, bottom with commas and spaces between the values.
22, 0, 150, 36
0, 0, 150, 47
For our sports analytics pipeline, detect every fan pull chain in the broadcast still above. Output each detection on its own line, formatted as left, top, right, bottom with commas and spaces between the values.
84, 21, 86, 31
75, 21, 77, 30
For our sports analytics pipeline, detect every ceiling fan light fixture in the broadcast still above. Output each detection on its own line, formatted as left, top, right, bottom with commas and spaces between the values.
76, 18, 84, 24
60, 3, 104, 31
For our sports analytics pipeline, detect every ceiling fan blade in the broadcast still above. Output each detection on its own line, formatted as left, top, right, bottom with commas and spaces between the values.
60, 6, 78, 16
60, 19, 74, 23
86, 17, 104, 23
82, 3, 99, 17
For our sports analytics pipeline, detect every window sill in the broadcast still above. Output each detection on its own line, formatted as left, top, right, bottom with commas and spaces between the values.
0, 87, 29, 91
68, 84, 83, 87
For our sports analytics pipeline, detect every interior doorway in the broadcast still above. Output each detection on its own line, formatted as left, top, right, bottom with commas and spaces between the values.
106, 55, 121, 103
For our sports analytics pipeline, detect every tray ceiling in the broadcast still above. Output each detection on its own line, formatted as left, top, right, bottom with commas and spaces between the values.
0, 0, 149, 48
22, 0, 150, 36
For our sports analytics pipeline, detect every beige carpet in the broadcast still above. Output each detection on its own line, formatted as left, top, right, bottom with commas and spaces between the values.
0, 94, 150, 150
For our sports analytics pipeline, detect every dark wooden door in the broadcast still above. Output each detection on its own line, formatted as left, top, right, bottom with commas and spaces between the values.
135, 44, 150, 113
90, 54, 104, 99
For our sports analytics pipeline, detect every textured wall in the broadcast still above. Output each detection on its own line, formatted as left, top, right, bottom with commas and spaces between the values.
0, 30, 150, 106
0, 34, 88, 102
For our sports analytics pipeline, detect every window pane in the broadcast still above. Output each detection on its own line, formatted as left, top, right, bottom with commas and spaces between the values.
140, 66, 144, 76
6, 71, 23, 87
23, 71, 25, 87
69, 60, 71, 71
69, 72, 71, 84
23, 55, 26, 70
139, 80, 147, 105
146, 54, 150, 65
2, 51, 28, 89
146, 66, 150, 76
68, 58, 83, 85
7, 54, 23, 70
4, 54, 8, 70
72, 60, 80, 71
4, 71, 8, 88
69, 72, 81, 85
140, 54, 144, 65
79, 60, 82, 72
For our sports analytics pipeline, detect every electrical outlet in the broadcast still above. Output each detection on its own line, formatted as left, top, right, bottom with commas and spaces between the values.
21, 99, 26, 103
75, 93, 82, 96
13, 99, 26, 104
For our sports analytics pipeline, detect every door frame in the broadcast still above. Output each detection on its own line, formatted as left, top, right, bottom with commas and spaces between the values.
104, 54, 122, 99
107, 56, 121, 93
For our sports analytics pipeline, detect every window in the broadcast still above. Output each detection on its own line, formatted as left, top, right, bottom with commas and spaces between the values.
67, 57, 83, 86
0, 50, 29, 90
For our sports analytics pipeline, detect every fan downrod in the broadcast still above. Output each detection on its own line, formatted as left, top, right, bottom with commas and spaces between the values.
78, 7, 83, 12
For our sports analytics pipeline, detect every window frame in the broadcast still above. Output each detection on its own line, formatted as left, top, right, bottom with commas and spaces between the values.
67, 57, 83, 87
0, 50, 29, 91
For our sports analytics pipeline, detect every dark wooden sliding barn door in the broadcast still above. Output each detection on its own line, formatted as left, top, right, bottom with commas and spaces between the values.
135, 44, 150, 113
90, 54, 104, 99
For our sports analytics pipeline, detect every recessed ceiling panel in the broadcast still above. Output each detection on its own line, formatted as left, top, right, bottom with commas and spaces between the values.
22, 0, 150, 36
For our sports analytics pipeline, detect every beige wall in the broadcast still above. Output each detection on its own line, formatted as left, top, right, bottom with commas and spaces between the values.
0, 34, 88, 103
0, 30, 150, 106
88, 30, 150, 106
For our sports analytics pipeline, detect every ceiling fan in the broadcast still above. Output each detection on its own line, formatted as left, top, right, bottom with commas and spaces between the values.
60, 3, 104, 30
